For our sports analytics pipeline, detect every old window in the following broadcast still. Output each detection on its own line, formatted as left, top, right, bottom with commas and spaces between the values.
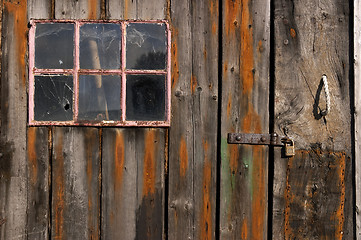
28, 20, 170, 126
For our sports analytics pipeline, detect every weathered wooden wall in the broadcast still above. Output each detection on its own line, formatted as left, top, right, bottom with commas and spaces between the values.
273, 0, 353, 239
0, 0, 357, 239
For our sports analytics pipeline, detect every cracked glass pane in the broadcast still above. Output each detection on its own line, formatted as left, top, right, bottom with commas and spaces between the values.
34, 75, 73, 121
35, 23, 74, 69
80, 24, 122, 69
126, 75, 165, 121
79, 75, 121, 121
126, 23, 167, 70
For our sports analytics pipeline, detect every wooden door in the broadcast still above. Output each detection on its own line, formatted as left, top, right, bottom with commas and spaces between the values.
0, 0, 355, 240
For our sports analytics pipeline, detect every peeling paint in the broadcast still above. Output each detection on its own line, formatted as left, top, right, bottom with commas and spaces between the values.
143, 130, 156, 196
27, 128, 38, 186
3, 0, 27, 87
179, 136, 188, 177
201, 140, 212, 240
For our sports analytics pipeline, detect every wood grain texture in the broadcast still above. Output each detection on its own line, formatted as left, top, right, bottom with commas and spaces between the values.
55, 0, 100, 19
219, 0, 270, 239
0, 0, 28, 239
27, 127, 49, 240
273, 0, 353, 239
168, 0, 219, 239
52, 127, 100, 239
104, 1, 167, 239
354, 0, 361, 237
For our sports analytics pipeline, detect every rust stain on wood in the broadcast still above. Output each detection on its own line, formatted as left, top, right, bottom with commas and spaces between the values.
209, 0, 218, 35
27, 128, 38, 186
88, 0, 98, 19
290, 28, 296, 38
251, 144, 265, 239
54, 130, 65, 240
201, 140, 212, 240
124, 0, 129, 19
242, 103, 261, 133
224, 0, 239, 37
241, 219, 248, 239
143, 130, 156, 196
171, 29, 179, 89
114, 130, 125, 191
3, 0, 27, 87
284, 155, 294, 239
84, 130, 97, 239
191, 74, 198, 93
240, 0, 254, 94
229, 144, 239, 173
226, 95, 232, 119
334, 153, 346, 239
223, 61, 228, 80
204, 47, 207, 61
179, 136, 188, 177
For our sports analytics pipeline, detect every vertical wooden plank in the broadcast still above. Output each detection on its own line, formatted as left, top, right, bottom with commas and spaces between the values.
27, 127, 49, 240
52, 127, 100, 239
168, 0, 219, 239
101, 129, 137, 240
353, 1, 361, 239
103, 1, 167, 240
51, 2, 102, 240
26, 3, 51, 240
219, 0, 270, 239
0, 0, 28, 239
273, 0, 353, 239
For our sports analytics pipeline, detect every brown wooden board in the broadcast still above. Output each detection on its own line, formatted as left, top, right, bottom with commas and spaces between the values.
102, 1, 167, 239
168, 0, 219, 239
27, 127, 49, 240
219, 0, 270, 239
51, 127, 101, 239
0, 0, 28, 239
273, 0, 353, 239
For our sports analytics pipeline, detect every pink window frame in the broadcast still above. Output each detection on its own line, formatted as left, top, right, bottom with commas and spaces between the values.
28, 19, 171, 127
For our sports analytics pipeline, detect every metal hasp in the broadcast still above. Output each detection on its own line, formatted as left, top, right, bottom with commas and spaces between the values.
227, 132, 295, 157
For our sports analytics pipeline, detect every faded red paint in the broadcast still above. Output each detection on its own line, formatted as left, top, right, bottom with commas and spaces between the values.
171, 29, 179, 89
335, 153, 346, 239
201, 140, 212, 240
114, 130, 125, 191
179, 136, 188, 177
143, 130, 156, 196
88, 0, 98, 19
27, 128, 38, 186
54, 130, 65, 240
191, 74, 198, 93
4, 0, 27, 87
290, 28, 296, 38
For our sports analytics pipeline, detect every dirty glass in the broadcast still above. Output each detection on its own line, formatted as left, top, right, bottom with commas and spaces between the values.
80, 24, 122, 69
78, 75, 121, 121
35, 23, 74, 69
126, 23, 167, 70
34, 75, 73, 121
126, 75, 165, 120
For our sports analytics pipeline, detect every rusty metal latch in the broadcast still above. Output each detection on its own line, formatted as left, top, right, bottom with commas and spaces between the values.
227, 132, 295, 157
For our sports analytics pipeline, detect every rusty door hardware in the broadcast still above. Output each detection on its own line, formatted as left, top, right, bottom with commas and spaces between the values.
227, 132, 295, 157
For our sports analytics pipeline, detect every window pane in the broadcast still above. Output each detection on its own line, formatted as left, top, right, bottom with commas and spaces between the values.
126, 75, 165, 121
80, 24, 121, 69
79, 75, 121, 121
126, 23, 167, 70
34, 75, 73, 121
35, 23, 74, 69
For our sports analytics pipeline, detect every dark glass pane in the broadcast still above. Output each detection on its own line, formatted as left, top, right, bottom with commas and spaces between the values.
126, 75, 165, 121
79, 75, 121, 121
80, 24, 121, 69
34, 75, 73, 121
35, 23, 74, 69
126, 23, 167, 70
